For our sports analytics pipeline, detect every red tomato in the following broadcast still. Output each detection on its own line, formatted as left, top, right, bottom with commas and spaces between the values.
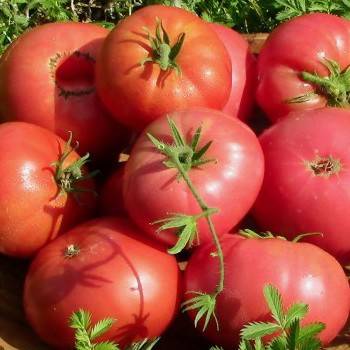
96, 5, 232, 131
209, 23, 256, 121
24, 217, 181, 349
0, 22, 127, 162
0, 122, 96, 258
99, 164, 126, 216
252, 108, 350, 265
257, 13, 350, 122
123, 108, 264, 247
184, 234, 350, 348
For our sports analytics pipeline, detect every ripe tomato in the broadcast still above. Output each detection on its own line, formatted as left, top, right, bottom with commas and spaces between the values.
184, 234, 350, 348
99, 164, 126, 216
209, 23, 256, 121
24, 217, 181, 348
0, 122, 96, 258
257, 13, 350, 122
96, 5, 231, 131
123, 108, 264, 247
0, 22, 127, 162
252, 108, 350, 265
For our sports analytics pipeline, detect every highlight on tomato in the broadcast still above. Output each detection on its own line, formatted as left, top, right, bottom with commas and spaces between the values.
96, 5, 232, 130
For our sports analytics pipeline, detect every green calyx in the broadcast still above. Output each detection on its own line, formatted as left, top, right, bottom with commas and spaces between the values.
141, 18, 185, 75
52, 132, 98, 195
148, 118, 216, 173
289, 58, 350, 107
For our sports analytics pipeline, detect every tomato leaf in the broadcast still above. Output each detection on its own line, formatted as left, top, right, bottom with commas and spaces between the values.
286, 319, 300, 350
268, 336, 288, 350
70, 309, 92, 331
240, 322, 280, 340
69, 310, 120, 350
94, 342, 120, 350
298, 322, 325, 342
154, 213, 198, 254
89, 318, 116, 341
182, 292, 219, 331
126, 338, 160, 350
285, 303, 308, 328
263, 285, 285, 327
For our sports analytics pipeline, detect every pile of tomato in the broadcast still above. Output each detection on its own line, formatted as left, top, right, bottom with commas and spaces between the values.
0, 4, 349, 349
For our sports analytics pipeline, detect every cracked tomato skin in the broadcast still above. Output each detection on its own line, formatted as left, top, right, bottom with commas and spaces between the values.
184, 234, 350, 348
96, 5, 231, 131
252, 108, 350, 265
24, 217, 181, 349
123, 108, 264, 247
0, 22, 127, 162
257, 13, 350, 122
0, 122, 96, 258
210, 23, 257, 121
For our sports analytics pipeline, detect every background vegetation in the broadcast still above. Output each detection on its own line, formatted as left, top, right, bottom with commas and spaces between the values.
1, 0, 350, 55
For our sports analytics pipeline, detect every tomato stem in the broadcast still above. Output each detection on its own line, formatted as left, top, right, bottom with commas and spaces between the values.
141, 18, 185, 75
167, 142, 225, 296
291, 58, 350, 107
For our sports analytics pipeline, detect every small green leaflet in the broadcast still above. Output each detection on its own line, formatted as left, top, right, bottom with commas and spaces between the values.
69, 309, 118, 350
69, 310, 160, 350
239, 285, 325, 350
182, 292, 219, 331
154, 213, 198, 254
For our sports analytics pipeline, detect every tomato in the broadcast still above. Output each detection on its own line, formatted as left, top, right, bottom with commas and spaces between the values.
0, 122, 96, 258
257, 13, 350, 122
184, 234, 350, 348
24, 217, 181, 349
96, 5, 232, 131
0, 22, 127, 162
123, 108, 264, 247
209, 23, 256, 121
99, 164, 126, 216
252, 107, 350, 265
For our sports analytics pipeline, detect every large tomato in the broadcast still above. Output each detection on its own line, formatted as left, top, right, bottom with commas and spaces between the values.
123, 108, 264, 247
252, 107, 350, 265
0, 22, 127, 162
24, 217, 181, 349
209, 23, 256, 121
0, 122, 96, 258
96, 5, 232, 131
257, 13, 350, 122
184, 234, 350, 348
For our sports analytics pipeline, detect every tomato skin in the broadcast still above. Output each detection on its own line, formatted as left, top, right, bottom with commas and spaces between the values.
99, 164, 126, 216
96, 5, 232, 131
24, 217, 181, 349
0, 122, 96, 258
0, 22, 127, 162
184, 234, 350, 348
252, 108, 350, 265
257, 13, 350, 122
209, 23, 256, 121
123, 108, 264, 247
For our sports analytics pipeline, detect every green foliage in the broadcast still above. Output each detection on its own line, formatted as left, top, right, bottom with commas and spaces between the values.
69, 309, 118, 350
2, 0, 350, 55
69, 309, 160, 350
238, 285, 325, 350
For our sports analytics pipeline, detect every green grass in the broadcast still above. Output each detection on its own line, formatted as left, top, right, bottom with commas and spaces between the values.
1, 0, 350, 55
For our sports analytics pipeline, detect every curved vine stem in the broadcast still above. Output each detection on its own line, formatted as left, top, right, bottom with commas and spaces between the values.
147, 118, 225, 331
